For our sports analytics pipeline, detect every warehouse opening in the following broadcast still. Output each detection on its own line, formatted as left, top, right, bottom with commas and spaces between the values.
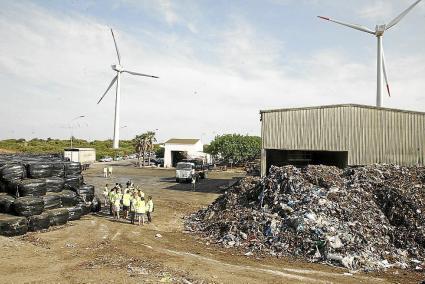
171, 151, 186, 167
265, 149, 348, 173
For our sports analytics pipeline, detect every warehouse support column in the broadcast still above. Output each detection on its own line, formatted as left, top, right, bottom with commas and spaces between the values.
261, 149, 267, 177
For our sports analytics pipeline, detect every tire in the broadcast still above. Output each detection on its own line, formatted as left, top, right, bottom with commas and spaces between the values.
176, 178, 180, 183
13, 196, 44, 217
66, 206, 82, 221
0, 194, 15, 213
47, 208, 69, 226
42, 193, 62, 210
27, 212, 50, 231
45, 177, 65, 193
59, 190, 79, 207
0, 214, 28, 236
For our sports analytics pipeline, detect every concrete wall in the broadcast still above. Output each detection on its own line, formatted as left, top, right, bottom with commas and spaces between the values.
164, 141, 204, 168
261, 104, 425, 175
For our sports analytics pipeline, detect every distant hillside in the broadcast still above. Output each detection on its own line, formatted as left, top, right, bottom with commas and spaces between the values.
0, 139, 134, 159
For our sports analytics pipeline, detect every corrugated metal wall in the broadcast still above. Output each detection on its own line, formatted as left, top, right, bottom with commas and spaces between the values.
261, 105, 425, 167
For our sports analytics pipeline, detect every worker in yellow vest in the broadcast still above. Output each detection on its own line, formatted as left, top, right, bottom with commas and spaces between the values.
113, 188, 122, 220
129, 192, 139, 224
122, 189, 131, 220
135, 196, 146, 226
146, 196, 154, 223
108, 188, 116, 215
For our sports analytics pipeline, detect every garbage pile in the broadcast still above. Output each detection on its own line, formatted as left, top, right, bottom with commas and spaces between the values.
185, 164, 425, 271
0, 154, 100, 236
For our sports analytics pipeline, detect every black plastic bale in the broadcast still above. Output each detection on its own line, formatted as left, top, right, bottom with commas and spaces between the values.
0, 214, 28, 236
13, 196, 44, 217
47, 208, 69, 226
0, 181, 6, 193
91, 197, 101, 213
26, 163, 53, 179
50, 162, 65, 177
45, 177, 65, 193
64, 162, 81, 176
77, 202, 92, 216
64, 175, 83, 191
67, 206, 83, 221
59, 190, 79, 207
0, 194, 15, 213
42, 193, 62, 210
0, 163, 26, 181
27, 212, 50, 231
77, 184, 95, 202
14, 179, 47, 197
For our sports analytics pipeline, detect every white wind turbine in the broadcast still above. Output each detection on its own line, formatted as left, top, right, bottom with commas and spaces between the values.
97, 28, 158, 149
318, 0, 423, 107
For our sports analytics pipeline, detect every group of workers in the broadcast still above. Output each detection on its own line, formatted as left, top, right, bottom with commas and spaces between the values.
102, 181, 154, 226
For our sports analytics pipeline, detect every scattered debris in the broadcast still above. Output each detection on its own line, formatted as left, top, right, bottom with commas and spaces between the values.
186, 164, 425, 271
155, 233, 163, 238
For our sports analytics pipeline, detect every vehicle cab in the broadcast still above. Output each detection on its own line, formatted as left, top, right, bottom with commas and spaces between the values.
175, 162, 195, 182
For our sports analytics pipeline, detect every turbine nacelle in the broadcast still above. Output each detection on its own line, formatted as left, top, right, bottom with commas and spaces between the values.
111, 64, 123, 72
375, 25, 386, 36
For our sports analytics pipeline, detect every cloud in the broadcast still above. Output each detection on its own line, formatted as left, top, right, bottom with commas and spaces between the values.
0, 1, 424, 143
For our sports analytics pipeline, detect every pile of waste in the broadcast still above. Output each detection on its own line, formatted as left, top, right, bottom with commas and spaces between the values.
0, 154, 100, 236
185, 164, 425, 271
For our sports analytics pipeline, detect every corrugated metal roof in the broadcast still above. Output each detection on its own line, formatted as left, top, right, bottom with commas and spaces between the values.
165, 138, 200, 145
260, 104, 425, 116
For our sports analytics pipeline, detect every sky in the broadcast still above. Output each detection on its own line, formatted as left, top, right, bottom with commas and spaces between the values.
0, 0, 424, 143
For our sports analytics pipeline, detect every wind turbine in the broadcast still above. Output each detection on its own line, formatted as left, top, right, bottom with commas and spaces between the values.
318, 0, 423, 107
97, 28, 159, 149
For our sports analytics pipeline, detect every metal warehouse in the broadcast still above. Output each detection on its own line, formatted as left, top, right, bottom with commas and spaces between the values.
260, 104, 425, 176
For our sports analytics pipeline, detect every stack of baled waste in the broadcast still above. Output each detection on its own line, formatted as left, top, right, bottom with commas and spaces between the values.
0, 154, 100, 236
185, 165, 425, 271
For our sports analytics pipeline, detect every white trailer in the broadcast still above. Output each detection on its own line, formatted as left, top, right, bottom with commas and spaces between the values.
64, 148, 96, 170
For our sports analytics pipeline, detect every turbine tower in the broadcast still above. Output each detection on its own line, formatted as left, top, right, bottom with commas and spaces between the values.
97, 28, 158, 149
318, 0, 423, 107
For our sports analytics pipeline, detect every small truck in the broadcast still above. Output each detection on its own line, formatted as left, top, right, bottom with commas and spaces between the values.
175, 159, 208, 183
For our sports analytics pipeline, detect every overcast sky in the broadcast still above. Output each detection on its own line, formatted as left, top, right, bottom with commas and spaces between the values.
1, 0, 424, 143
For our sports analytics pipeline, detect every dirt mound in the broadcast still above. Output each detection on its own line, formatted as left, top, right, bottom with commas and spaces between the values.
186, 164, 425, 271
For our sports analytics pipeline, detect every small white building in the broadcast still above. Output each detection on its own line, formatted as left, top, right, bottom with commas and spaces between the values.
164, 138, 210, 168
63, 148, 96, 168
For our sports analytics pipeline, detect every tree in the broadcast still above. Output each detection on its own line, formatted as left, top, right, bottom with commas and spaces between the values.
133, 133, 149, 167
133, 131, 156, 167
146, 131, 156, 166
206, 134, 261, 164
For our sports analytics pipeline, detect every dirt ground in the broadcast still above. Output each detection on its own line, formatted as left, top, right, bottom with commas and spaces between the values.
0, 161, 423, 283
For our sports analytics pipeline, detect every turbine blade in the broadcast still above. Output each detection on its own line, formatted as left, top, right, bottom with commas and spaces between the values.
122, 70, 159, 78
110, 28, 121, 64
97, 75, 118, 104
381, 46, 391, 97
317, 16, 375, 34
386, 0, 423, 30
